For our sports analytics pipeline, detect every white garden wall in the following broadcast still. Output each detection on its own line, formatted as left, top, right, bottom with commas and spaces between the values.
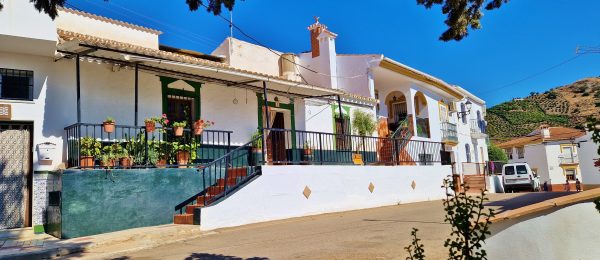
200, 165, 451, 230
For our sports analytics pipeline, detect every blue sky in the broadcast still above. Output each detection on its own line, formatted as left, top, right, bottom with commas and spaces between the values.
69, 0, 600, 106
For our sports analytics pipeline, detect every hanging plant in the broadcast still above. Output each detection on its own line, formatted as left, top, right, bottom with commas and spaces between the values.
193, 119, 215, 136
172, 121, 187, 137
144, 118, 156, 133
103, 116, 116, 133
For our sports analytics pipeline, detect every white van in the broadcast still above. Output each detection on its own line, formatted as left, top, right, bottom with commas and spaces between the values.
502, 163, 540, 192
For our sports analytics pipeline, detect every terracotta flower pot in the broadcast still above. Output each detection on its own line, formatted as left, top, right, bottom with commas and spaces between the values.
156, 158, 168, 168
193, 124, 204, 136
80, 156, 95, 169
120, 157, 133, 168
173, 126, 184, 137
145, 121, 156, 133
100, 159, 115, 168
176, 150, 190, 168
103, 122, 115, 133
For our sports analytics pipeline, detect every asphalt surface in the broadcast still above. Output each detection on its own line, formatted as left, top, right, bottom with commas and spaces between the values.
75, 192, 574, 260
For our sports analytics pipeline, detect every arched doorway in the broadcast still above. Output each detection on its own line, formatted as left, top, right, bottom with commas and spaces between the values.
414, 92, 430, 138
384, 91, 408, 132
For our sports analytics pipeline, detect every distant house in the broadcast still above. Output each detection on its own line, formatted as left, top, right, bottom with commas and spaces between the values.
497, 125, 586, 191
575, 132, 600, 189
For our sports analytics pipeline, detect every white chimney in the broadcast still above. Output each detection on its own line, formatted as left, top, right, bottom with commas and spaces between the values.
540, 125, 551, 139
307, 17, 338, 89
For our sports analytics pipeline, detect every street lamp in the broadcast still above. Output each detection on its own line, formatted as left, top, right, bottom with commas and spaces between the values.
456, 100, 472, 120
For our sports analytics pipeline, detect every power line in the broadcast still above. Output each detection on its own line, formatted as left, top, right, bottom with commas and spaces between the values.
79, 0, 221, 49
198, 2, 367, 80
479, 54, 584, 95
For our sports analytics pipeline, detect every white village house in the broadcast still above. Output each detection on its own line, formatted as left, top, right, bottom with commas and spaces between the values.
0, 3, 489, 237
497, 125, 586, 191
575, 131, 600, 189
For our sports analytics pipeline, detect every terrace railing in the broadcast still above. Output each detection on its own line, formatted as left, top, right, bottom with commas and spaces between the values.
174, 134, 264, 214
263, 128, 441, 165
441, 122, 458, 144
64, 123, 232, 169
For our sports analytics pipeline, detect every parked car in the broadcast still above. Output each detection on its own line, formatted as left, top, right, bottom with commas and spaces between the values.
502, 163, 540, 192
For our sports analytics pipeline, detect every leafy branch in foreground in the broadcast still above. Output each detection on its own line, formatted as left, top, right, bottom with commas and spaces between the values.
405, 179, 495, 259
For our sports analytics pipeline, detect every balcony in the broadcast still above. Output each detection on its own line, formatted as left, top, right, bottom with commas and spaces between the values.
441, 122, 458, 145
470, 119, 487, 139
559, 154, 579, 165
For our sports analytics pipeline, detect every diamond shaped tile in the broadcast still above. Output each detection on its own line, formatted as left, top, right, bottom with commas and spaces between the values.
368, 182, 375, 193
303, 186, 312, 199
411, 180, 417, 190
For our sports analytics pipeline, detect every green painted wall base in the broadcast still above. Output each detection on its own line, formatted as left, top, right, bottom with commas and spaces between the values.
33, 224, 45, 234
60, 168, 205, 238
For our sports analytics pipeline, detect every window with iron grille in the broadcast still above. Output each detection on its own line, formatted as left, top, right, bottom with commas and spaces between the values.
0, 68, 33, 101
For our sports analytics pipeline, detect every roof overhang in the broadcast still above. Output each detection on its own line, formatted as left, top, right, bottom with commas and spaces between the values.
56, 38, 344, 99
379, 58, 464, 100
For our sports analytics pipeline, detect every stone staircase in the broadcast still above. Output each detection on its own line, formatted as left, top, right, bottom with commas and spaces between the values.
463, 174, 486, 193
173, 167, 249, 225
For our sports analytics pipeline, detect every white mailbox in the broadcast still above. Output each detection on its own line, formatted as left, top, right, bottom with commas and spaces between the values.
37, 142, 57, 165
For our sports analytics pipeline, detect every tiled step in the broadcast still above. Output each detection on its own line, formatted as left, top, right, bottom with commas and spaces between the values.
185, 204, 204, 214
227, 167, 248, 178
207, 185, 225, 196
197, 195, 214, 205
173, 214, 194, 225
217, 178, 237, 186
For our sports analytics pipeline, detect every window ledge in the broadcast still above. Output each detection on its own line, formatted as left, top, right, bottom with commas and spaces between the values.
0, 99, 35, 104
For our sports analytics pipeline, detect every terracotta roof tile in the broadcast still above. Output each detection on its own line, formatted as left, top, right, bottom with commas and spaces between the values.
59, 7, 162, 35
497, 127, 585, 148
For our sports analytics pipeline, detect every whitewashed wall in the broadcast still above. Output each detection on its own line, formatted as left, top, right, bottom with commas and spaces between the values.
485, 202, 600, 260
576, 132, 600, 185
200, 165, 451, 230
0, 0, 57, 42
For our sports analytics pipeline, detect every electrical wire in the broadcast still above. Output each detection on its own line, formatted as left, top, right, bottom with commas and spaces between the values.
198, 2, 367, 80
478, 54, 584, 95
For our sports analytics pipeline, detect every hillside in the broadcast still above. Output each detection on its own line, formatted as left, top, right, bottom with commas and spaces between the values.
488, 77, 600, 141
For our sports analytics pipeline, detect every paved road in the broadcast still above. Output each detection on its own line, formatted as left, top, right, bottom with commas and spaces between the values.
76, 192, 574, 260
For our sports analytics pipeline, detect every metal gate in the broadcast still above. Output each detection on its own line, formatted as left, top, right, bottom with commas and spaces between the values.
0, 123, 32, 229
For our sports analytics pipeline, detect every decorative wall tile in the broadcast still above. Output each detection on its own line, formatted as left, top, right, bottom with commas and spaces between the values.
368, 182, 375, 193
303, 186, 312, 199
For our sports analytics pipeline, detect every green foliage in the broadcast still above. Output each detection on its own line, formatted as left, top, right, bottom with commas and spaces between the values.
251, 129, 263, 149
351, 110, 376, 136
416, 0, 508, 41
546, 91, 558, 99
103, 116, 115, 124
79, 137, 101, 157
594, 91, 600, 99
582, 92, 590, 97
487, 144, 508, 162
405, 181, 495, 260
172, 121, 187, 127
405, 228, 426, 260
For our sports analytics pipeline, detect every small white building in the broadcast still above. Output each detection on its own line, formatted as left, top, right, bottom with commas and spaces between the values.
575, 131, 600, 189
498, 126, 586, 191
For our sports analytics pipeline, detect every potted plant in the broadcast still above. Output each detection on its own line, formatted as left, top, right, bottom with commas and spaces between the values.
144, 118, 156, 133
172, 121, 187, 137
193, 119, 214, 136
103, 116, 116, 133
303, 141, 313, 163
172, 141, 198, 168
250, 129, 263, 166
100, 144, 119, 168
153, 114, 170, 133
118, 146, 133, 168
79, 137, 101, 168
151, 140, 170, 168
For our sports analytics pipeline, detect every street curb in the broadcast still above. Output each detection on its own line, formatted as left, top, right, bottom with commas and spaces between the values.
0, 225, 211, 259
489, 188, 600, 223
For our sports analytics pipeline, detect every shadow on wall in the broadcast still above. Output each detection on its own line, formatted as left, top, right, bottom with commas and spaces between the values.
185, 253, 270, 260
0, 159, 26, 229
484, 192, 575, 213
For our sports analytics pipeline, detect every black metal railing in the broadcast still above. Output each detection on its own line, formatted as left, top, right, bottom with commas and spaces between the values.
64, 123, 232, 169
174, 134, 264, 214
262, 128, 442, 165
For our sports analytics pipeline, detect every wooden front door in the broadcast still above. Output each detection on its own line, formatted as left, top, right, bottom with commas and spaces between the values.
267, 112, 287, 163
